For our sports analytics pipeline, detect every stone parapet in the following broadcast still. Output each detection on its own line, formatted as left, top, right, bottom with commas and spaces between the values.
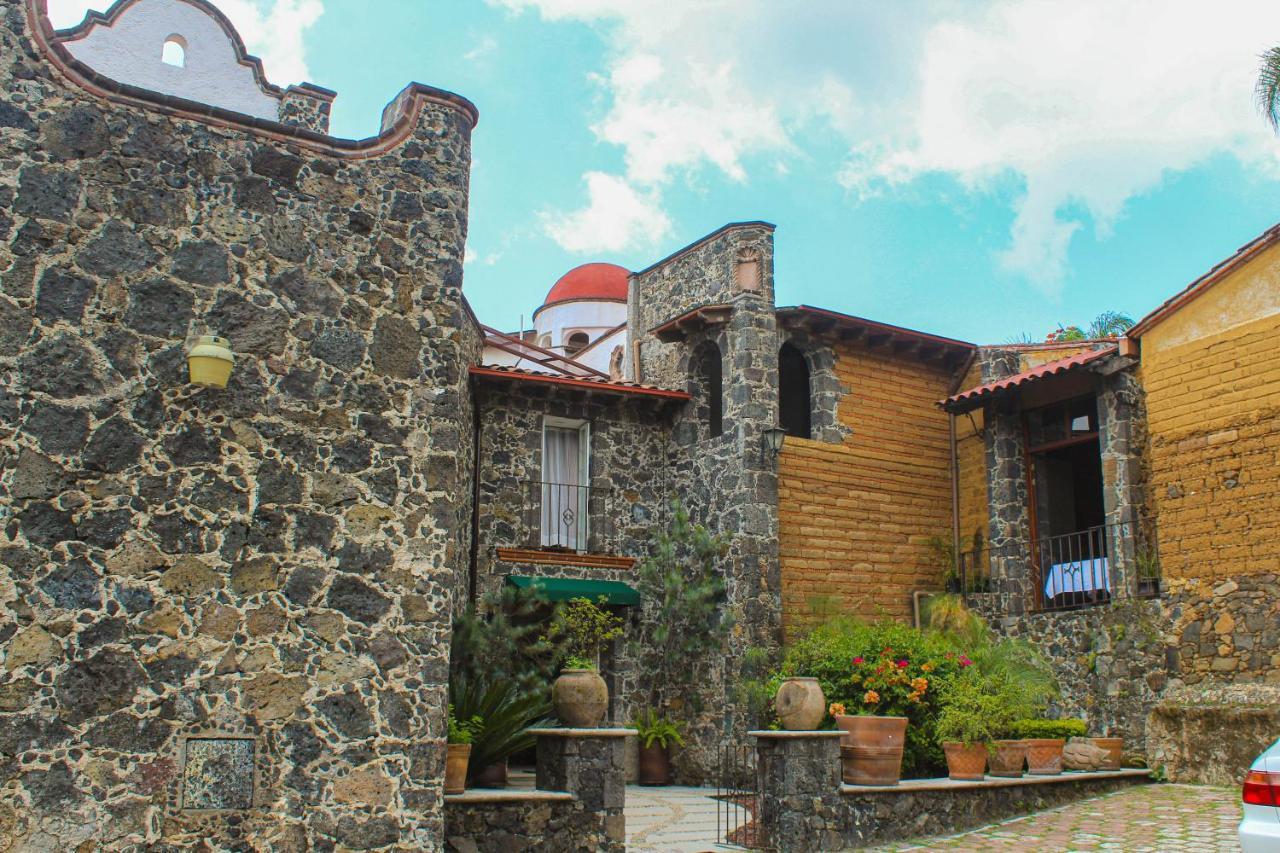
1147, 684, 1280, 786
534, 728, 633, 851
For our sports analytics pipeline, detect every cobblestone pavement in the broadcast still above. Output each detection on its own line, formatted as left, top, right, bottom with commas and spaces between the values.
626, 785, 746, 852
872, 784, 1241, 852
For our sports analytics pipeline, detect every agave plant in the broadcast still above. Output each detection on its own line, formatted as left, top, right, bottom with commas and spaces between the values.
449, 673, 552, 779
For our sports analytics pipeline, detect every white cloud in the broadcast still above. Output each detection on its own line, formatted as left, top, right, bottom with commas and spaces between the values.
541, 172, 671, 253
464, 35, 498, 63
44, 0, 323, 85
494, 0, 1280, 286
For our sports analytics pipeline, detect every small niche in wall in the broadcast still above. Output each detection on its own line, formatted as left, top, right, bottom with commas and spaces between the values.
162, 35, 188, 68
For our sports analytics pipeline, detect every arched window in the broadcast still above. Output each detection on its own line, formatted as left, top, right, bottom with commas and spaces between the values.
162, 35, 187, 68
565, 331, 590, 356
691, 341, 724, 438
779, 342, 812, 439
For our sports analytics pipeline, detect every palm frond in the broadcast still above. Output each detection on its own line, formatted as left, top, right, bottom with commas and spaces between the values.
1257, 46, 1280, 133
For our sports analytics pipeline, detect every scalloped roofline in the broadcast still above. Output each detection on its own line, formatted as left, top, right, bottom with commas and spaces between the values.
53, 0, 288, 100
26, 0, 478, 157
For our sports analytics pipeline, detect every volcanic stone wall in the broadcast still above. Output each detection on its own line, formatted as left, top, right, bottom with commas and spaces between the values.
471, 376, 676, 727
0, 1, 478, 848
630, 222, 783, 781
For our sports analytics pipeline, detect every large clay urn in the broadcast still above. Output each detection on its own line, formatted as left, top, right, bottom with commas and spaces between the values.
774, 678, 826, 730
836, 715, 908, 786
943, 742, 988, 781
553, 668, 609, 727
444, 744, 471, 795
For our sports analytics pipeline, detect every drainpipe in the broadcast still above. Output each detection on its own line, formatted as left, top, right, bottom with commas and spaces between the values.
468, 384, 482, 605
946, 350, 978, 559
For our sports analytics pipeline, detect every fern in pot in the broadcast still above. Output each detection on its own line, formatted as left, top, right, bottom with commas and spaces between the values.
631, 708, 686, 785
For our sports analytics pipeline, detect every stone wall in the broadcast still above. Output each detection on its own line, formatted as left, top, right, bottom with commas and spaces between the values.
778, 336, 957, 635
753, 731, 1148, 852
444, 796, 610, 853
630, 223, 783, 782
1146, 683, 1280, 786
0, 1, 479, 847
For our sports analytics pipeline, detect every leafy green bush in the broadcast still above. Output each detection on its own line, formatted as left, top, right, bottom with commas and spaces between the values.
769, 603, 1059, 777
543, 596, 624, 671
1007, 718, 1088, 740
448, 705, 483, 745
450, 674, 552, 780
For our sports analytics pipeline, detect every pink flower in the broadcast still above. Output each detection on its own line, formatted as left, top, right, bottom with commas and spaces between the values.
852, 656, 864, 665
896, 660, 909, 669
959, 657, 973, 667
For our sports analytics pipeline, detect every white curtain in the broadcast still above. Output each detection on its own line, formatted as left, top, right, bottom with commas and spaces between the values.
542, 427, 582, 549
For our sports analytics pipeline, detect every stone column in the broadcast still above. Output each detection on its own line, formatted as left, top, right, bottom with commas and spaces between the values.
530, 728, 634, 851
1097, 369, 1144, 597
753, 730, 844, 851
985, 396, 1032, 616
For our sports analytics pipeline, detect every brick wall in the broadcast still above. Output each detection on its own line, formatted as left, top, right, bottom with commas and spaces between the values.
1142, 310, 1280, 583
779, 343, 955, 636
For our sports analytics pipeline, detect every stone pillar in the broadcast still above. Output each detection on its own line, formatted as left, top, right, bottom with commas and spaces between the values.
530, 728, 634, 851
753, 731, 843, 852
985, 396, 1032, 616
1097, 369, 1144, 597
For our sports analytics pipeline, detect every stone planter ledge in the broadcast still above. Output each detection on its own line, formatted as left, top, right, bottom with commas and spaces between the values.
445, 789, 575, 804
749, 730, 845, 739
528, 728, 637, 738
842, 767, 1152, 794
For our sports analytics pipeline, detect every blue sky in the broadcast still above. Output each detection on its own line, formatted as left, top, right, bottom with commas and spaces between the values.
49, 1, 1280, 343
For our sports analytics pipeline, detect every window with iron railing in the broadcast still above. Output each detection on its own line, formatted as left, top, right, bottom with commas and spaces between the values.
956, 518, 1161, 614
522, 480, 615, 553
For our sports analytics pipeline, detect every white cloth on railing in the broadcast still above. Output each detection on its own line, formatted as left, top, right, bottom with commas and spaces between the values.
1043, 557, 1110, 598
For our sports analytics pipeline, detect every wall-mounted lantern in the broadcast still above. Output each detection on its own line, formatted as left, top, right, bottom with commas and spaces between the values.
187, 335, 235, 388
762, 426, 787, 459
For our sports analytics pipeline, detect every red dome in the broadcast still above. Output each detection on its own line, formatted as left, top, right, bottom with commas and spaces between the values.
542, 263, 630, 307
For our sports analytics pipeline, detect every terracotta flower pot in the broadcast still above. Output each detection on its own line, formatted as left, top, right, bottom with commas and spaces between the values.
835, 715, 908, 786
638, 743, 672, 786
1024, 738, 1065, 775
471, 759, 508, 788
943, 742, 988, 781
553, 669, 609, 727
445, 743, 471, 795
774, 678, 826, 731
988, 739, 1028, 778
1090, 737, 1123, 771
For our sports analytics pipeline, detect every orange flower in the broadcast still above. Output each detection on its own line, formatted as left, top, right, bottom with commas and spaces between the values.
907, 691, 922, 703
828, 703, 847, 717
911, 677, 929, 692
921, 663, 935, 673
863, 690, 880, 704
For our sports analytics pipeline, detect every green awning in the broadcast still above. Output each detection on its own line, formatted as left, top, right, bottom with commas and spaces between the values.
506, 575, 640, 606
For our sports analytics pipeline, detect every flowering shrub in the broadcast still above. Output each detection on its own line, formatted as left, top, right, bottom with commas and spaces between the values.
773, 614, 1056, 777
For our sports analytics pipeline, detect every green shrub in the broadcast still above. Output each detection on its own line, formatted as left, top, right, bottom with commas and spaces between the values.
1007, 718, 1088, 740
771, 605, 1059, 777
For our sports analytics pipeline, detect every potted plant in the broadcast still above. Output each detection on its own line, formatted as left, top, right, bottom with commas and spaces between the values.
1008, 718, 1086, 775
545, 597, 624, 727
1090, 733, 1124, 771
832, 647, 920, 786
450, 673, 552, 788
934, 674, 1008, 781
631, 708, 685, 785
446, 706, 482, 794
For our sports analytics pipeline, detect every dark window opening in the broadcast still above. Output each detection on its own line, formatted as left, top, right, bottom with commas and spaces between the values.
565, 332, 590, 356
691, 341, 724, 438
1027, 395, 1110, 610
779, 342, 812, 439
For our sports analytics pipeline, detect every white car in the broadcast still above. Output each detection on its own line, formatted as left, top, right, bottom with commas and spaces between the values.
1241, 738, 1280, 852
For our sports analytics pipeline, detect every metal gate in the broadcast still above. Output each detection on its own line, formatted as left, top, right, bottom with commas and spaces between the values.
716, 743, 761, 849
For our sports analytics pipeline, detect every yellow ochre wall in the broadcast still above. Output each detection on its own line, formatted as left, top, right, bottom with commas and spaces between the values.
1139, 239, 1280, 587
778, 342, 958, 639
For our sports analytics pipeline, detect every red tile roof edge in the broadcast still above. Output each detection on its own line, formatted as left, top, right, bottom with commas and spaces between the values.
1128, 223, 1280, 339
940, 346, 1119, 411
470, 365, 690, 401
